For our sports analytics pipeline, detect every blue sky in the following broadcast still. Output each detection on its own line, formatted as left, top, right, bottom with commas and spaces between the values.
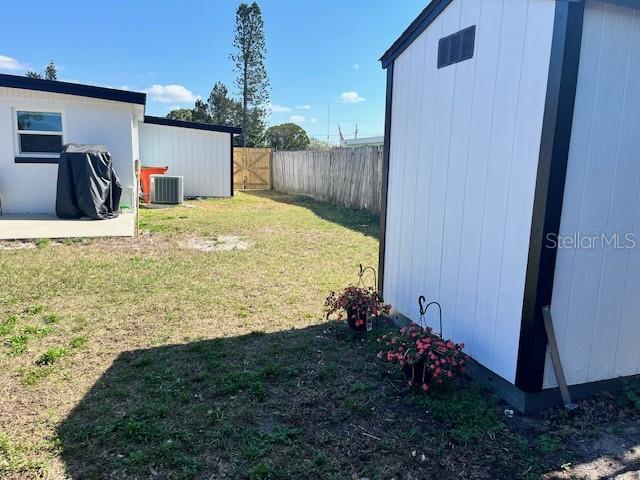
0, 1, 425, 142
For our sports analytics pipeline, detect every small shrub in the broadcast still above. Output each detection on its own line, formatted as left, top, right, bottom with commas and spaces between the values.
250, 463, 273, 480
23, 325, 52, 338
20, 367, 53, 386
6, 335, 29, 356
43, 314, 62, 325
25, 304, 44, 315
35, 239, 49, 249
623, 381, 640, 410
36, 347, 67, 366
69, 336, 87, 349
0, 316, 17, 336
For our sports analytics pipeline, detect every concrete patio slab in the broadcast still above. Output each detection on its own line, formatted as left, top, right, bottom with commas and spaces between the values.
0, 213, 135, 240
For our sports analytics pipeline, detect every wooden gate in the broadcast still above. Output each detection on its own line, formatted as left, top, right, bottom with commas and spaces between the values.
233, 148, 272, 190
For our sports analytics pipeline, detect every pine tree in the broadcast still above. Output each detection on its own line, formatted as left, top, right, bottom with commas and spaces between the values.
230, 2, 269, 146
191, 99, 211, 123
25, 60, 57, 80
207, 82, 241, 126
44, 60, 57, 80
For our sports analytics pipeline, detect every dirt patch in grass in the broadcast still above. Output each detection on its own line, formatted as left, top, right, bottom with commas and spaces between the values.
180, 235, 253, 252
0, 241, 36, 251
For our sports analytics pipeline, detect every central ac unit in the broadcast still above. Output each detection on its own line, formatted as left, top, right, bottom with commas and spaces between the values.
150, 175, 184, 204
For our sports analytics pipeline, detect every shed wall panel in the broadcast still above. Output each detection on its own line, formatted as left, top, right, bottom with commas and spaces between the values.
545, 0, 640, 388
384, 0, 555, 383
139, 122, 231, 198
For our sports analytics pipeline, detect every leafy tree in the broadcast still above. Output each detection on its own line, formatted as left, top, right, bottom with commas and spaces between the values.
166, 108, 194, 121
231, 2, 269, 146
191, 99, 211, 123
307, 137, 335, 150
265, 123, 310, 150
26, 60, 57, 80
207, 82, 241, 126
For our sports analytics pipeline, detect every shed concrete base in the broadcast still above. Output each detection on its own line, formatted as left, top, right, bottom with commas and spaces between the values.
0, 213, 135, 240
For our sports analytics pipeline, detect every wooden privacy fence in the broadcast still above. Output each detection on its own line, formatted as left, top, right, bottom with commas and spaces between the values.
233, 147, 272, 190
272, 146, 383, 214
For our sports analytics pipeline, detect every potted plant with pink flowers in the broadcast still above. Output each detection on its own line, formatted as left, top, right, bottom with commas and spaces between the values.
325, 286, 390, 332
377, 324, 467, 393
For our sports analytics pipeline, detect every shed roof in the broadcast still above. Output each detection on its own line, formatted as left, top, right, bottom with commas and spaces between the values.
380, 0, 640, 69
0, 73, 146, 105
144, 115, 242, 135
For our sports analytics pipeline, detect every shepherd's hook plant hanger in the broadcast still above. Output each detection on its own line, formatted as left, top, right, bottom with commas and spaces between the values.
357, 263, 378, 291
418, 295, 443, 338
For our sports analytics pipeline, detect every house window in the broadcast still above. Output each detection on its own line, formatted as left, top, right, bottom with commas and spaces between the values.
438, 26, 476, 69
15, 110, 63, 158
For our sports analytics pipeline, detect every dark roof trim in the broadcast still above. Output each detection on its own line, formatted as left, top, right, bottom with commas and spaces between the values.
380, 0, 453, 69
379, 0, 639, 69
144, 115, 242, 135
0, 73, 146, 105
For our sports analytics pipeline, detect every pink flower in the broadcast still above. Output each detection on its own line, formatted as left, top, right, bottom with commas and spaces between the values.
422, 383, 429, 392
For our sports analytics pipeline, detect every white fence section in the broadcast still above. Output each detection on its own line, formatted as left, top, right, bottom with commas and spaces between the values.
272, 146, 383, 214
139, 122, 231, 197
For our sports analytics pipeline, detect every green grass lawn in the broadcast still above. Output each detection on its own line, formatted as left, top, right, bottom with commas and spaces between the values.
0, 191, 638, 479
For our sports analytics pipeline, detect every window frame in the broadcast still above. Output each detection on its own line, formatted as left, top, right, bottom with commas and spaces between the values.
13, 109, 65, 162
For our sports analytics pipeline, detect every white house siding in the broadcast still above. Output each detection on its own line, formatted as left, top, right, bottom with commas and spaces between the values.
384, 0, 555, 383
139, 123, 231, 198
544, 1, 640, 388
0, 87, 141, 215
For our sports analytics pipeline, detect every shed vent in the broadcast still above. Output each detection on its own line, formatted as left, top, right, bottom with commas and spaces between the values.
438, 25, 476, 69
151, 175, 184, 204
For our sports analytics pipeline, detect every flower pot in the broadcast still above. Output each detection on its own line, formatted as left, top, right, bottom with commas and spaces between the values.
346, 306, 368, 332
403, 359, 427, 383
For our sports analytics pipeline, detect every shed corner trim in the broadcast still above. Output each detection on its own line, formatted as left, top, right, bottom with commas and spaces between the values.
377, 62, 394, 295
515, 0, 586, 392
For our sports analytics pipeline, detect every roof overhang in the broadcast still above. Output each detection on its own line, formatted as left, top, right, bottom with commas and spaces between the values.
143, 115, 242, 135
0, 73, 146, 105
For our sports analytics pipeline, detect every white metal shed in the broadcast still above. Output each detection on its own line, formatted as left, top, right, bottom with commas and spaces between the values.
378, 0, 640, 411
139, 116, 240, 198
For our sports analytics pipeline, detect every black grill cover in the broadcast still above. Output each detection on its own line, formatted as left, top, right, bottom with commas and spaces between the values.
56, 144, 122, 220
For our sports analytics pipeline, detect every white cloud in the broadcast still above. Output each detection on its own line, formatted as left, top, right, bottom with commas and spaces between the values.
353, 64, 360, 70
269, 102, 291, 112
290, 115, 306, 123
296, 105, 311, 110
0, 55, 27, 71
340, 91, 366, 103
144, 84, 199, 103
